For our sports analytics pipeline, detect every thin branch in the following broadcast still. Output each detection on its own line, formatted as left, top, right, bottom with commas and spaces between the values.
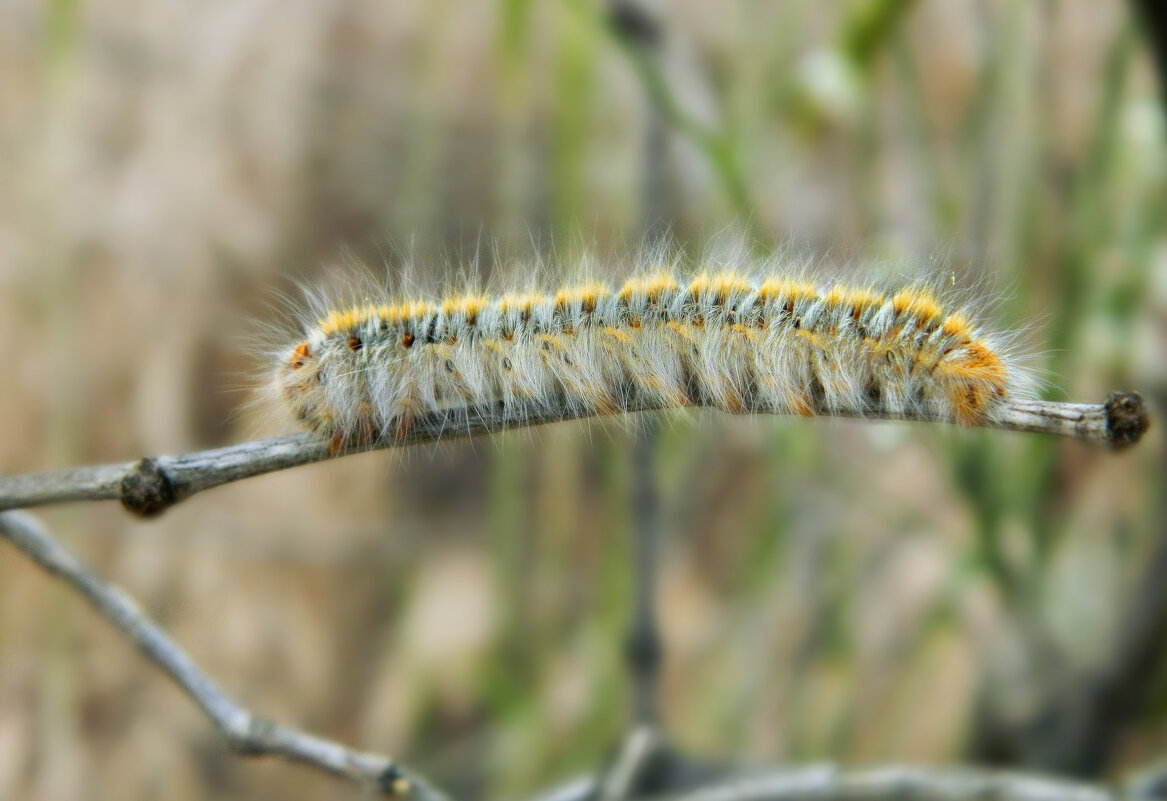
626, 423, 663, 730
1127, 760, 1167, 801
525, 764, 1133, 801
0, 510, 449, 801
525, 775, 597, 801
599, 726, 667, 801
644, 765, 1116, 801
0, 392, 1149, 519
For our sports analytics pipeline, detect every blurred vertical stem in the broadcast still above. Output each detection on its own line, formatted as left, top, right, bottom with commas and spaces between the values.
741, 427, 797, 599
40, 0, 85, 790
47, 0, 81, 83
927, 15, 1136, 604
485, 436, 535, 713
1022, 21, 1136, 576
773, 0, 917, 127
713, 427, 799, 755
615, 0, 668, 735
494, 0, 536, 240
563, 0, 769, 246
868, 0, 1023, 602
551, 6, 598, 234
499, 0, 534, 88
1133, 0, 1167, 107
885, 35, 954, 233
952, 435, 1019, 602
40, 0, 84, 467
395, 0, 450, 240
960, 0, 1008, 273
1047, 22, 1136, 377
837, 0, 921, 241
841, 0, 918, 67
596, 428, 638, 744
627, 421, 662, 729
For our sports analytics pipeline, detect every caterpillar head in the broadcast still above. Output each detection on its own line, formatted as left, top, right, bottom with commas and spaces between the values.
278, 340, 333, 436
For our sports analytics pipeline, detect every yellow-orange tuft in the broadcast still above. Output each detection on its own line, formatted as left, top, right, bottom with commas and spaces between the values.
936, 341, 1009, 425
289, 342, 312, 369
891, 290, 943, 329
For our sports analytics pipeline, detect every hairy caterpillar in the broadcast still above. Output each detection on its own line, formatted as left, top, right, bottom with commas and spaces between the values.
273, 266, 1028, 451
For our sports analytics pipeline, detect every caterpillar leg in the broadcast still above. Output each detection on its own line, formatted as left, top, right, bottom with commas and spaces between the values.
327, 416, 378, 456
393, 411, 416, 441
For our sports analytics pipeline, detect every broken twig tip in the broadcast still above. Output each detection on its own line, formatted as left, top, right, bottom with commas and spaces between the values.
1105, 392, 1150, 450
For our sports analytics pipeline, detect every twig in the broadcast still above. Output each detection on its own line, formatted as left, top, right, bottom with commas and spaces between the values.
0, 392, 1149, 519
1127, 759, 1167, 801
599, 726, 666, 801
526, 763, 1129, 801
0, 510, 449, 801
626, 422, 663, 730
618, 0, 666, 738
525, 774, 597, 801
648, 765, 1114, 801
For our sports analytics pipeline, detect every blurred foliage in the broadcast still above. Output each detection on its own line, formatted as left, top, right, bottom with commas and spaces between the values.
0, 0, 1165, 799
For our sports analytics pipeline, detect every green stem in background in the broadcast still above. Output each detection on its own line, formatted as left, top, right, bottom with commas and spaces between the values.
562, 0, 770, 246
484, 437, 536, 714
39, 0, 85, 777
498, 0, 534, 91
840, 0, 919, 68
1048, 23, 1137, 380
899, 2, 1018, 604
768, 0, 918, 129
1107, 189, 1165, 387
46, 0, 81, 83
482, 436, 556, 794
888, 35, 956, 234
950, 435, 1020, 605
551, 5, 599, 235
1024, 22, 1137, 578
936, 16, 1136, 600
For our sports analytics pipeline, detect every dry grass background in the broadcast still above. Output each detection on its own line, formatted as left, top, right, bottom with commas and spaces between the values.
1, 0, 1165, 799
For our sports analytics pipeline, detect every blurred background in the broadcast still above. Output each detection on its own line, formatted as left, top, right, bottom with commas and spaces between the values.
1, 0, 1166, 799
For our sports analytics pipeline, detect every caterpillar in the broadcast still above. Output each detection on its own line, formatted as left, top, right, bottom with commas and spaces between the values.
273, 267, 1027, 451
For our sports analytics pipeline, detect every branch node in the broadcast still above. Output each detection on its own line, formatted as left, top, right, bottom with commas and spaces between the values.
120, 458, 177, 518
624, 619, 663, 681
223, 716, 272, 757
378, 766, 413, 797
609, 0, 662, 48
1105, 392, 1150, 450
